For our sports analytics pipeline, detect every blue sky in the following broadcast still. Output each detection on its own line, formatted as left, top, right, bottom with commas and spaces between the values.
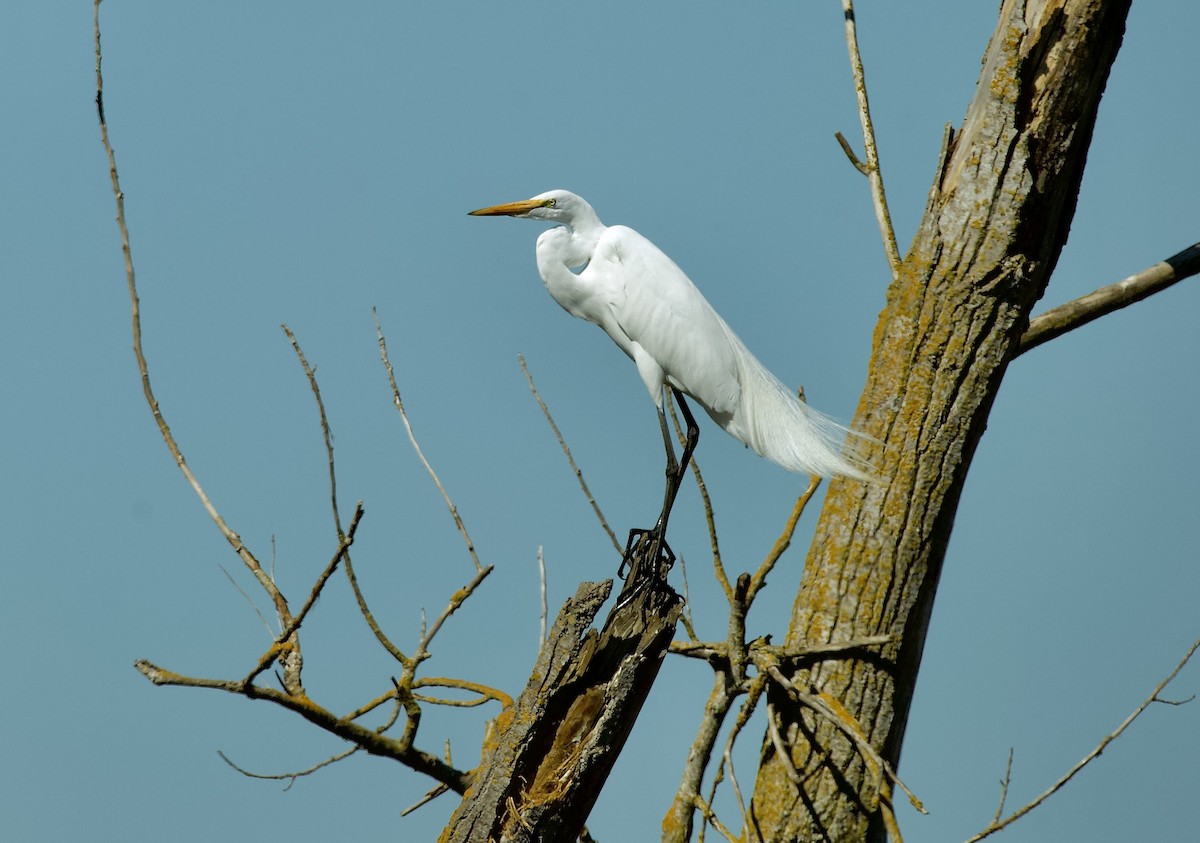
2, 3, 1197, 841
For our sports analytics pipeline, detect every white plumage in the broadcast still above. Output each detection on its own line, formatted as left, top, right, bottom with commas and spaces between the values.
469, 189, 869, 481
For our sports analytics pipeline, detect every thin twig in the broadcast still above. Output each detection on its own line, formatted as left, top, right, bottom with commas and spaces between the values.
991, 748, 1014, 825
964, 637, 1200, 843
840, 0, 902, 277
765, 660, 925, 840
412, 676, 513, 709
519, 354, 620, 553
705, 673, 769, 843
94, 0, 290, 627
413, 564, 495, 663
218, 563, 274, 636
834, 131, 870, 175
722, 742, 750, 839
375, 309, 483, 572
282, 324, 343, 537
134, 659, 470, 792
745, 387, 822, 606
242, 503, 365, 687
748, 472, 821, 605
401, 783, 452, 817
218, 745, 360, 790
343, 548, 409, 664
1017, 241, 1200, 355
677, 552, 700, 642
765, 701, 803, 785
343, 689, 402, 722
667, 670, 739, 842
691, 795, 741, 843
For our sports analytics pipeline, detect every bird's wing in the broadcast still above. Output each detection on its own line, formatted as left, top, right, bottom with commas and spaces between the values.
589, 226, 742, 416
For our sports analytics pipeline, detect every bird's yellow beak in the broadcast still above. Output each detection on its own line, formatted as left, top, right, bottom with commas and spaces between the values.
468, 198, 552, 217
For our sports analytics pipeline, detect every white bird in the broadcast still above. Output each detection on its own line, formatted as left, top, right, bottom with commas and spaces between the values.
469, 189, 869, 573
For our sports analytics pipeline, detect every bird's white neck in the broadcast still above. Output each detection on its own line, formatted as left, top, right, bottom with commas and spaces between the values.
535, 221, 604, 320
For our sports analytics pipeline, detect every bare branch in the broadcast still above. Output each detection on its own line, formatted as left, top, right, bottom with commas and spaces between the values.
241, 502, 365, 688
282, 324, 343, 536
669, 634, 892, 664
669, 641, 730, 662
375, 309, 483, 572
964, 636, 1200, 843
413, 564, 494, 664
412, 676, 514, 709
135, 658, 470, 792
701, 673, 768, 843
726, 574, 751, 686
665, 663, 741, 842
747, 471, 821, 605
991, 748, 1014, 826
764, 661, 925, 836
725, 674, 768, 832
402, 783, 452, 817
218, 745, 360, 790
103, 3, 494, 799
765, 702, 803, 786
677, 552, 700, 642
834, 130, 869, 175
218, 563, 274, 636
343, 689, 403, 723
691, 795, 742, 843
343, 549, 409, 664
520, 354, 620, 554
1017, 241, 1200, 355
94, 0, 290, 627
839, 0, 902, 277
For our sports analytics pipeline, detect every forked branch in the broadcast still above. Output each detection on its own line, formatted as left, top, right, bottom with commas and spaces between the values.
839, 0, 902, 278
963, 637, 1200, 843
101, 0, 504, 796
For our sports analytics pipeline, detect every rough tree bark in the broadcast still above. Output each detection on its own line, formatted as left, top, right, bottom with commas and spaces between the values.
749, 2, 1133, 841
442, 562, 681, 842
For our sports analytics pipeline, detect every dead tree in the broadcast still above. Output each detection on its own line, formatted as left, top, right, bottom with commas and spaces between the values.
95, 1, 1197, 841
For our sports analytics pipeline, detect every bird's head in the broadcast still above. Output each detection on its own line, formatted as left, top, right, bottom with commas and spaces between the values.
469, 189, 596, 228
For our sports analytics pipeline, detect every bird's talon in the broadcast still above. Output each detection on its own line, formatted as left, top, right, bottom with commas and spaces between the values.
618, 527, 675, 583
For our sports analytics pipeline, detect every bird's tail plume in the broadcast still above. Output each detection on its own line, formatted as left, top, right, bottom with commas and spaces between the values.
723, 340, 873, 481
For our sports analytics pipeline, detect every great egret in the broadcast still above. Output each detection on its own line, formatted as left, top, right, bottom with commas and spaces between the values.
469, 189, 868, 577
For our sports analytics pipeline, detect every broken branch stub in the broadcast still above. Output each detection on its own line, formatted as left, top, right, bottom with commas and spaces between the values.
442, 574, 682, 843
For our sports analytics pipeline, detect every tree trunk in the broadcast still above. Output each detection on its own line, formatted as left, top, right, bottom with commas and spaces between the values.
749, 2, 1132, 840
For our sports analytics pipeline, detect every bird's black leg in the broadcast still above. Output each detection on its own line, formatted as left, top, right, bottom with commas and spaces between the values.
653, 388, 698, 538
618, 388, 700, 587
670, 387, 700, 487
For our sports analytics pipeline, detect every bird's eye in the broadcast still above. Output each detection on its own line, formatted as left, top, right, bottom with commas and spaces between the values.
545, 198, 556, 207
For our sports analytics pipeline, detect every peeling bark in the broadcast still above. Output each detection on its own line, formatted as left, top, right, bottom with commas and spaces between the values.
441, 576, 681, 843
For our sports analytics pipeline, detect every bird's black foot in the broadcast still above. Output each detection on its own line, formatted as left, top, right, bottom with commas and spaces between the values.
613, 526, 676, 613
618, 526, 676, 583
